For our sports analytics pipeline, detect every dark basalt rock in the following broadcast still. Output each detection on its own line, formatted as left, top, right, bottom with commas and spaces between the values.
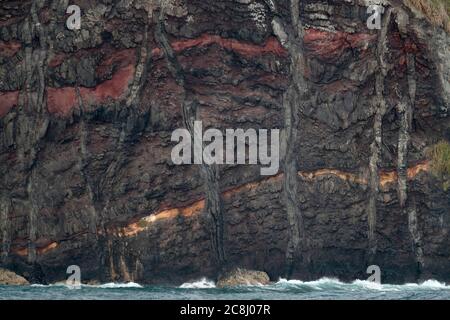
0, 0, 449, 285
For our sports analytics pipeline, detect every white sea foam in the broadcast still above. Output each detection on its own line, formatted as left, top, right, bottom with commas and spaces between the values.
180, 278, 216, 289
277, 277, 342, 287
275, 277, 450, 291
352, 279, 386, 290
93, 282, 143, 289
31, 283, 69, 288
351, 279, 450, 291
32, 282, 143, 289
402, 280, 450, 290
30, 277, 449, 292
419, 280, 450, 289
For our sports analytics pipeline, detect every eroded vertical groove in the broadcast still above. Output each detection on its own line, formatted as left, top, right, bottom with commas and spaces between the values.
396, 9, 416, 209
408, 198, 425, 274
23, 0, 50, 266
397, 98, 410, 207
202, 164, 226, 264
101, 120, 132, 281
397, 51, 415, 208
102, 18, 152, 278
0, 196, 11, 263
71, 3, 153, 281
271, 0, 307, 277
126, 9, 151, 108
405, 51, 424, 273
75, 86, 99, 241
30, 0, 47, 113
75, 82, 110, 280
367, 8, 392, 259
155, 7, 226, 266
283, 93, 303, 276
27, 170, 37, 263
395, 10, 423, 273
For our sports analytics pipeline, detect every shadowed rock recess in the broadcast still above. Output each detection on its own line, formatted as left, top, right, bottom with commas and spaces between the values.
0, 0, 449, 285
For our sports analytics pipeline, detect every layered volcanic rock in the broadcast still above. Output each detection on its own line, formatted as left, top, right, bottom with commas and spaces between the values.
0, 0, 449, 285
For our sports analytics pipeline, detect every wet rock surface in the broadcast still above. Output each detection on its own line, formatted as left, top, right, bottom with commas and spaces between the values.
217, 268, 270, 287
0, 0, 449, 285
0, 268, 29, 285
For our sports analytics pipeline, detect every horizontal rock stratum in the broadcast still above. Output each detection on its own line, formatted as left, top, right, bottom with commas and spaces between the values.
0, 0, 449, 285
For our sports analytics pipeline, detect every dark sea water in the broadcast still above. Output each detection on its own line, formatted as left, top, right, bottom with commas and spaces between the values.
1, 278, 450, 300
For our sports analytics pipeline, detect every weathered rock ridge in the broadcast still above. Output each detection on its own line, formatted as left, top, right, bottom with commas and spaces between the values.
0, 0, 449, 284
216, 268, 270, 287
0, 267, 29, 285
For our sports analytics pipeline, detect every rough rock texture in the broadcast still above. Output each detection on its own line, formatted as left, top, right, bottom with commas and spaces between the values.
217, 268, 270, 287
0, 268, 29, 285
0, 0, 449, 285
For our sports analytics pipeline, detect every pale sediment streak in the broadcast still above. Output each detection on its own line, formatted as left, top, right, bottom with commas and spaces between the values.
6, 161, 430, 256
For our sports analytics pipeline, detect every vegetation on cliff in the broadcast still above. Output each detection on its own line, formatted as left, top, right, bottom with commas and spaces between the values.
429, 140, 450, 190
405, 0, 450, 31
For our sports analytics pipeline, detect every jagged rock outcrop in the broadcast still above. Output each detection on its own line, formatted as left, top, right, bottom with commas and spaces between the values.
0, 268, 29, 285
216, 268, 270, 287
0, 0, 449, 285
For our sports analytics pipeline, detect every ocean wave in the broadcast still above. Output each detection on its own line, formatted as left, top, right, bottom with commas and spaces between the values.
274, 278, 450, 292
351, 279, 386, 290
91, 282, 143, 289
30, 277, 450, 292
273, 277, 362, 293
180, 278, 216, 289
31, 283, 70, 288
351, 279, 450, 291
276, 277, 345, 289
401, 280, 450, 290
30, 284, 52, 287
31, 282, 143, 289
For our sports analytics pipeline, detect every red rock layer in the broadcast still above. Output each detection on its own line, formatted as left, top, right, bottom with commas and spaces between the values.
0, 91, 19, 117
47, 49, 136, 116
1, 30, 378, 118
0, 40, 20, 57
304, 28, 376, 61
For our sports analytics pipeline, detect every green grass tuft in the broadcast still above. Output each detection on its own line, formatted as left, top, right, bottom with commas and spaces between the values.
429, 140, 450, 190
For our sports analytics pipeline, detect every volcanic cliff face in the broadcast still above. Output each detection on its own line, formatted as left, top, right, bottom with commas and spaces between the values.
0, 0, 449, 284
